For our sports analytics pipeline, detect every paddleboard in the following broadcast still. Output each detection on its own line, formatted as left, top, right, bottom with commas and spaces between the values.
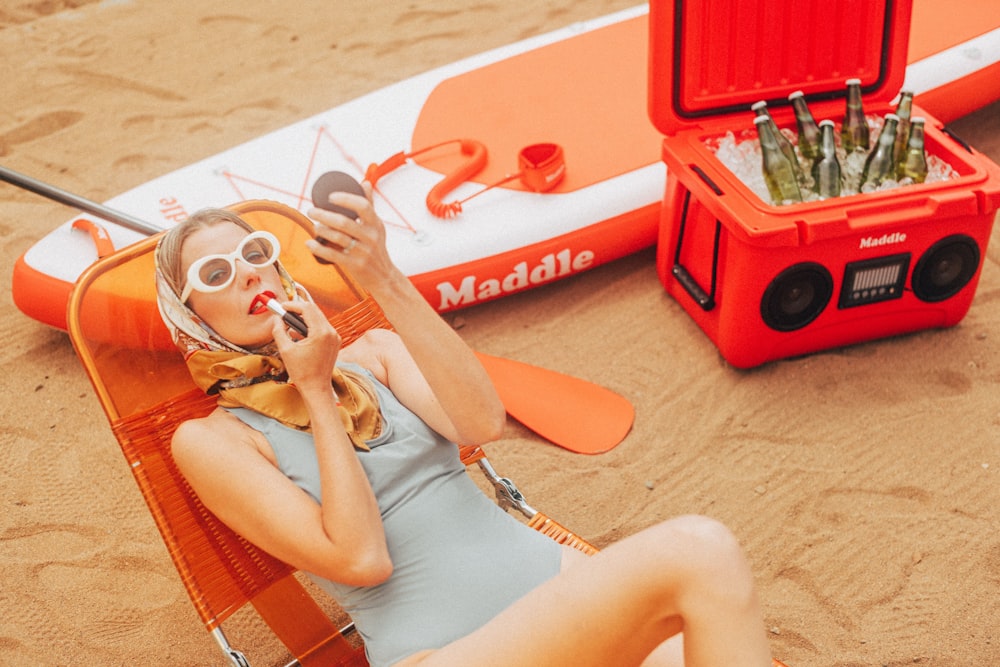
11, 2, 1000, 333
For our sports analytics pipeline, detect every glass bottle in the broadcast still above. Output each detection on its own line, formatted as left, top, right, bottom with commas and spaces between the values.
841, 78, 870, 153
789, 90, 821, 161
754, 115, 803, 204
812, 120, 842, 198
752, 100, 804, 184
898, 116, 928, 183
861, 114, 899, 189
892, 91, 914, 171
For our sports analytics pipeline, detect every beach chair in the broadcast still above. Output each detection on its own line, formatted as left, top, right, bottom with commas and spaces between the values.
66, 200, 597, 667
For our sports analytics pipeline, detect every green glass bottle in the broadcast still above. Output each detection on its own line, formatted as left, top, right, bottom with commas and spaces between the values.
752, 100, 804, 183
841, 78, 870, 153
892, 91, 914, 171
789, 90, 821, 161
898, 116, 928, 183
754, 115, 803, 204
861, 114, 899, 190
812, 120, 841, 198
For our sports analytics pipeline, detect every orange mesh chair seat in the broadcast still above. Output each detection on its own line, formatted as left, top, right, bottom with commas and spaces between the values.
67, 200, 596, 666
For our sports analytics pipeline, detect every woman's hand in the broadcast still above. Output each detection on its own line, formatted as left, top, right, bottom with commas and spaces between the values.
307, 181, 406, 296
271, 300, 341, 394
264, 299, 389, 581
306, 181, 505, 445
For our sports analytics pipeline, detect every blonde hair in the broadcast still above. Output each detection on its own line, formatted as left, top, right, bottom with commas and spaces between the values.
156, 208, 255, 298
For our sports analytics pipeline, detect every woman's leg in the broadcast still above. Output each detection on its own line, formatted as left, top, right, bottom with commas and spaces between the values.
561, 544, 686, 667
398, 514, 772, 667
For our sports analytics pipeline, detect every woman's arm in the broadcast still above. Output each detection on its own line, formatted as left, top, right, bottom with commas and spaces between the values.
308, 185, 506, 446
340, 327, 489, 446
173, 304, 392, 586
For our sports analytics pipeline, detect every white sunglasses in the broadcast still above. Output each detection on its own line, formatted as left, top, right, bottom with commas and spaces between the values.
180, 230, 281, 302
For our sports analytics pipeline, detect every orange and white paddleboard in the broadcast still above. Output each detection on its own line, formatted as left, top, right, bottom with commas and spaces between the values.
11, 2, 1000, 333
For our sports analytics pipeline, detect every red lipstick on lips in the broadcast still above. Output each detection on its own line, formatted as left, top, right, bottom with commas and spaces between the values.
251, 291, 309, 337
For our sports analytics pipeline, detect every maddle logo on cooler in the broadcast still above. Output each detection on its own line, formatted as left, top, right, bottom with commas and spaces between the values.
435, 248, 595, 309
859, 232, 906, 249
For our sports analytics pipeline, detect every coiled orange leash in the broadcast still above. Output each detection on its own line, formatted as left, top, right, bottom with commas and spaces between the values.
424, 139, 489, 218
365, 139, 566, 219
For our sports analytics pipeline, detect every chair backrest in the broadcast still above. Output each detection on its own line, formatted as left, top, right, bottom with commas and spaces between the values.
67, 200, 375, 666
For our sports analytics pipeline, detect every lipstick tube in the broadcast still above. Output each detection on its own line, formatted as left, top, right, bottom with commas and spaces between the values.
254, 292, 309, 337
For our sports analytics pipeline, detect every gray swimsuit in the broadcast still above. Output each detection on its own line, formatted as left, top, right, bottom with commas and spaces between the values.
225, 364, 561, 667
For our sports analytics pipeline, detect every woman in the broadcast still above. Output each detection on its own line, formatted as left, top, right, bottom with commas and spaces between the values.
153, 183, 779, 667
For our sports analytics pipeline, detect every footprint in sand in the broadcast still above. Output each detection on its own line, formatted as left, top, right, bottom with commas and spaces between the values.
0, 110, 84, 149
7, 554, 183, 656
0, 522, 103, 562
0, 0, 103, 29
36, 556, 180, 612
777, 485, 936, 629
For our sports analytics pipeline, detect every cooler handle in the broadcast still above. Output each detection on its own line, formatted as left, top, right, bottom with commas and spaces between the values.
672, 188, 720, 312
940, 126, 973, 154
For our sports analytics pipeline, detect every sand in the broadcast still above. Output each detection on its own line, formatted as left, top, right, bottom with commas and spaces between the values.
2, 1, 999, 665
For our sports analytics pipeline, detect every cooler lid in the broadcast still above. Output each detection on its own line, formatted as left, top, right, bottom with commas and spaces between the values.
648, 0, 913, 135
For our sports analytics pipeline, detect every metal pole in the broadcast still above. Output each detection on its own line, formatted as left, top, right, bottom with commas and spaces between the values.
0, 164, 162, 236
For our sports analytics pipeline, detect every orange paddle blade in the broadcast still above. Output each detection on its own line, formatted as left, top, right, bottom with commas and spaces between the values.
474, 352, 634, 454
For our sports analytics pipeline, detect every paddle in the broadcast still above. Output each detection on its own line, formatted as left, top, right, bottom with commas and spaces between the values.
473, 352, 633, 454
1, 164, 635, 453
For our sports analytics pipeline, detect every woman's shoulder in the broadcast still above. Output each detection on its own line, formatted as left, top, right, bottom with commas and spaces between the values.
343, 327, 399, 353
174, 407, 243, 437
339, 328, 401, 382
172, 408, 276, 468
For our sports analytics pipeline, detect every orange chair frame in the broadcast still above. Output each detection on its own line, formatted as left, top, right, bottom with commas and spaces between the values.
66, 200, 596, 666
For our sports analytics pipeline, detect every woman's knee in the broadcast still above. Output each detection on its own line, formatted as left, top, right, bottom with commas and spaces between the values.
665, 514, 743, 558
648, 515, 755, 594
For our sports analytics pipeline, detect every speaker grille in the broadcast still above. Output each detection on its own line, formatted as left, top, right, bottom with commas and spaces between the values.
761, 263, 833, 332
912, 235, 980, 303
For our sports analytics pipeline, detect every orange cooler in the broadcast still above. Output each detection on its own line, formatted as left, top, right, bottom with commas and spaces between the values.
647, 0, 1000, 368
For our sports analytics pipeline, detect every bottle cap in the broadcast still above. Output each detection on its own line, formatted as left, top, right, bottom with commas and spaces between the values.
789, 90, 804, 100
751, 100, 767, 111
819, 119, 835, 127
846, 78, 861, 85
753, 116, 769, 125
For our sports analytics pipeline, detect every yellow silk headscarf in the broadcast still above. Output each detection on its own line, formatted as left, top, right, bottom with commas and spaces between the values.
153, 222, 381, 451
